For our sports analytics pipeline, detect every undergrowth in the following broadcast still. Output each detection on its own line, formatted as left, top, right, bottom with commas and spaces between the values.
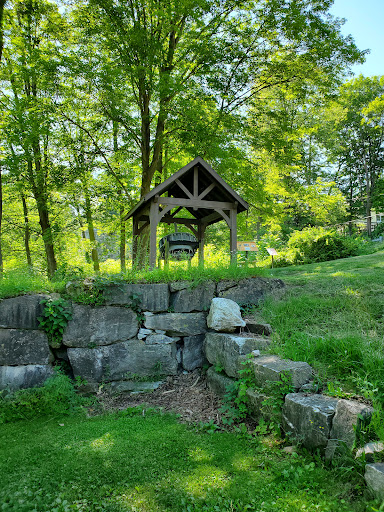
0, 370, 87, 424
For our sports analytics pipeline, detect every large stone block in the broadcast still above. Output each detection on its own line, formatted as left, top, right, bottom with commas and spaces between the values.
217, 277, 285, 306
170, 281, 216, 312
104, 283, 169, 312
182, 335, 206, 371
0, 364, 53, 390
144, 312, 207, 336
63, 305, 139, 347
67, 338, 177, 382
0, 294, 48, 329
206, 366, 236, 397
207, 298, 246, 333
365, 464, 384, 501
204, 332, 270, 378
282, 393, 339, 450
252, 355, 312, 390
0, 329, 51, 365
325, 399, 374, 459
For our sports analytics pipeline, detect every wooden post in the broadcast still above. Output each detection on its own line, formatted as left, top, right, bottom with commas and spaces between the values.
164, 239, 169, 269
229, 208, 237, 266
198, 223, 206, 268
149, 200, 159, 269
132, 217, 138, 268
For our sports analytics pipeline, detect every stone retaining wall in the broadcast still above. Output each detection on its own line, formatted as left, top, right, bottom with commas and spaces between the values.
0, 277, 284, 391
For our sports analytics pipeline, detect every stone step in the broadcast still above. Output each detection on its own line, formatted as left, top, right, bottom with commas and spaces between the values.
206, 366, 236, 397
325, 398, 374, 459
204, 332, 270, 378
252, 355, 312, 390
283, 393, 339, 450
245, 321, 272, 336
365, 463, 384, 501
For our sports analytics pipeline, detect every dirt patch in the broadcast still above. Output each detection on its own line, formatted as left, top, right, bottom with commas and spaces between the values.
96, 370, 227, 427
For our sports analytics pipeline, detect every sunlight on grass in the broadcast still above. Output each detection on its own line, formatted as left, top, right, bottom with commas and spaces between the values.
180, 466, 231, 496
90, 432, 115, 452
188, 447, 214, 462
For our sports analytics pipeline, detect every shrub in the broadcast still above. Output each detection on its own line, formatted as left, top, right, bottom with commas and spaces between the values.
287, 227, 361, 264
0, 370, 86, 424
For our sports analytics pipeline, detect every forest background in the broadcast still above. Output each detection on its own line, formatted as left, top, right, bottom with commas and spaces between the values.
0, 0, 383, 279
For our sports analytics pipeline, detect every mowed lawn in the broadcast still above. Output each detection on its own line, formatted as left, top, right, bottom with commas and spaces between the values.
260, 250, 384, 410
0, 409, 377, 512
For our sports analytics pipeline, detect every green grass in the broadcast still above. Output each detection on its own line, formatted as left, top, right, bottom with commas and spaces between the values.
0, 409, 376, 511
257, 250, 384, 438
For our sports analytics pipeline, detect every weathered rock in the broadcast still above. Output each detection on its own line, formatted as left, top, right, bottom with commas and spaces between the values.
0, 329, 51, 365
67, 338, 177, 382
204, 332, 269, 378
206, 366, 235, 397
356, 442, 384, 462
169, 281, 190, 292
325, 399, 374, 459
145, 334, 179, 345
217, 277, 285, 306
0, 294, 48, 329
252, 355, 312, 390
144, 312, 207, 336
138, 328, 153, 340
182, 335, 206, 371
282, 393, 339, 450
171, 281, 216, 312
104, 283, 169, 312
246, 321, 273, 336
63, 305, 139, 347
105, 380, 164, 393
246, 388, 269, 421
0, 364, 53, 390
207, 298, 246, 333
365, 463, 384, 501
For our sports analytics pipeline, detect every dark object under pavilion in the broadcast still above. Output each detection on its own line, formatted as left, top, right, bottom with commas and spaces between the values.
125, 157, 249, 268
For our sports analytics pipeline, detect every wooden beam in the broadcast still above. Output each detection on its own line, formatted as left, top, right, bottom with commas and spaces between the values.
162, 215, 199, 225
193, 166, 198, 197
159, 197, 236, 210
198, 223, 206, 268
229, 208, 237, 267
149, 201, 159, 269
175, 178, 193, 199
198, 183, 215, 200
216, 208, 230, 228
136, 214, 199, 226
200, 212, 224, 225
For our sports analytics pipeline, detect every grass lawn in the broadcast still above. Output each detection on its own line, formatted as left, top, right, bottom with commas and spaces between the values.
259, 251, 384, 425
0, 408, 377, 512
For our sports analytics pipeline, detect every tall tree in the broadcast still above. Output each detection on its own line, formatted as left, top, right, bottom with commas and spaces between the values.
72, 0, 363, 265
322, 76, 384, 235
1, 0, 67, 276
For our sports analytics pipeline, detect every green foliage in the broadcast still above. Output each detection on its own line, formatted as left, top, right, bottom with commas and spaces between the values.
38, 298, 73, 348
0, 371, 86, 424
219, 356, 256, 426
261, 373, 294, 425
286, 227, 361, 264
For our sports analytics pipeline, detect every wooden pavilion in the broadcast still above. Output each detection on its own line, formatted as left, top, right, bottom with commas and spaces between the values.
125, 157, 249, 268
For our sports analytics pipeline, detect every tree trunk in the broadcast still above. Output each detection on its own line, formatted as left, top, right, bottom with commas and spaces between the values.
363, 154, 372, 236
84, 188, 100, 273
21, 193, 32, 268
113, 122, 126, 272
35, 192, 57, 278
0, 166, 3, 276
